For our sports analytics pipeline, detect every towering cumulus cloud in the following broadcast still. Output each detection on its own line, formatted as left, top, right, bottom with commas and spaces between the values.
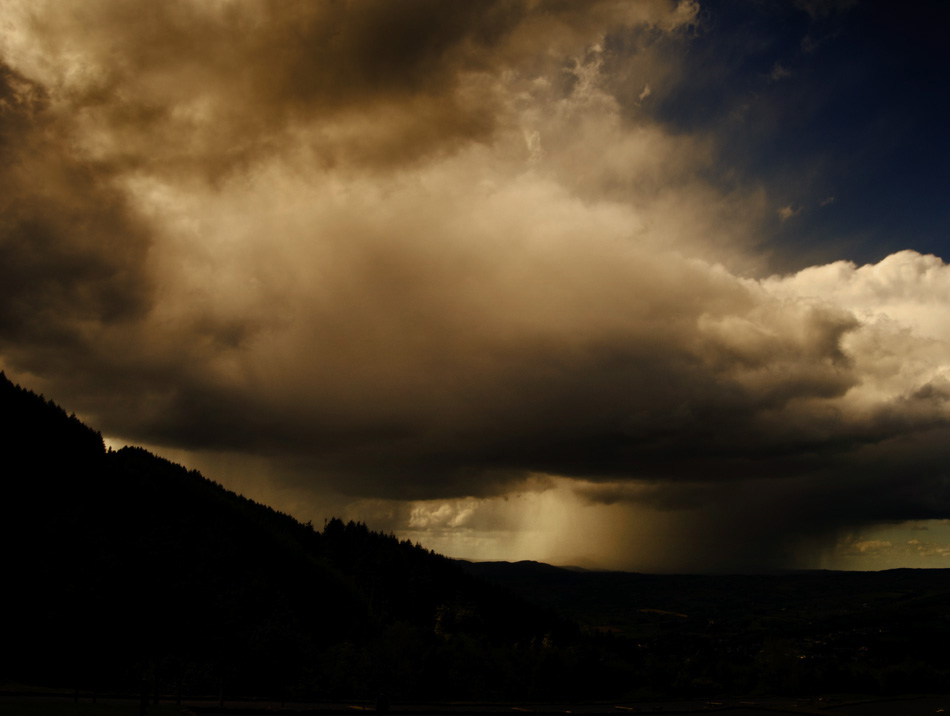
2, 0, 948, 570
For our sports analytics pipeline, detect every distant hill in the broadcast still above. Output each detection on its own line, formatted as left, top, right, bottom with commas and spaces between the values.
461, 560, 950, 696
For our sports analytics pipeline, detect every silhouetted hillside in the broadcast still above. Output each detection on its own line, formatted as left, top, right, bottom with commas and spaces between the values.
0, 373, 580, 701
2, 373, 367, 698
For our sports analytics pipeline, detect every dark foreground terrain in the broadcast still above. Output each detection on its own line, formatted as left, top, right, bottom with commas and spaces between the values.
3, 692, 950, 716
3, 372, 950, 704
461, 561, 950, 696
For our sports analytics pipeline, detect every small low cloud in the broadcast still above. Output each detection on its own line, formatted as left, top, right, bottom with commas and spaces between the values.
855, 539, 892, 553
769, 62, 792, 82
778, 204, 802, 221
409, 499, 480, 530
906, 538, 950, 558
834, 535, 894, 558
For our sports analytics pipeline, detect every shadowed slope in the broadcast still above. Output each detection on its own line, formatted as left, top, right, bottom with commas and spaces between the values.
0, 373, 578, 701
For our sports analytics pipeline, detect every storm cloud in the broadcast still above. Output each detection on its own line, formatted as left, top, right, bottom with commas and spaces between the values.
2, 0, 949, 570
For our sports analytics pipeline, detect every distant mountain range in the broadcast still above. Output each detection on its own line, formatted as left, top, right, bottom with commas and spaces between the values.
4, 371, 950, 702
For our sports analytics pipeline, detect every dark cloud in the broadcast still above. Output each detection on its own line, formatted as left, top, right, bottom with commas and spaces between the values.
12, 0, 684, 178
556, 451, 949, 572
60, 245, 949, 513
0, 62, 153, 359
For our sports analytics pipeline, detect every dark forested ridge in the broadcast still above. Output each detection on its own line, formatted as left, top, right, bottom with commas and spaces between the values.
1, 373, 581, 701
4, 371, 950, 704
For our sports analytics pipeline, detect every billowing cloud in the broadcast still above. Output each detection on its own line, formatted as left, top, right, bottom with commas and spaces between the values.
1, 0, 696, 175
0, 62, 153, 371
2, 0, 949, 571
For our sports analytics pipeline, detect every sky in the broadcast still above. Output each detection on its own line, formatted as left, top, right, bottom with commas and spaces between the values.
2, 0, 950, 572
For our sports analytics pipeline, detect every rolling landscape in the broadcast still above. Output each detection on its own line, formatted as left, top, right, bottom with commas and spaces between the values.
4, 372, 950, 715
